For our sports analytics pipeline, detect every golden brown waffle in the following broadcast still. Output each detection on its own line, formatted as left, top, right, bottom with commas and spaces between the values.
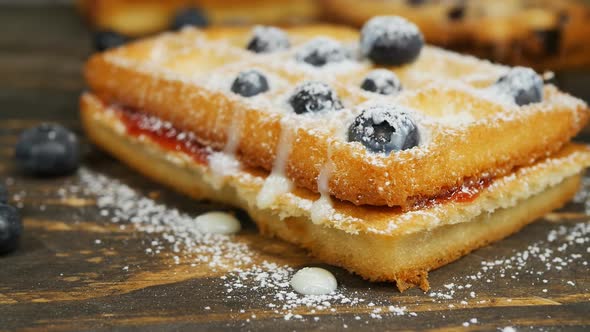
84, 24, 589, 208
321, 0, 590, 70
78, 0, 320, 36
81, 93, 590, 290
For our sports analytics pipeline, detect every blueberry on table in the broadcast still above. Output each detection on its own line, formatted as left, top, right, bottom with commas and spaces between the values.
493, 67, 543, 106
360, 16, 424, 66
0, 184, 7, 204
15, 123, 80, 177
171, 7, 208, 30
0, 204, 22, 255
348, 104, 419, 153
295, 37, 349, 67
289, 81, 343, 114
361, 69, 403, 95
93, 30, 130, 52
231, 70, 270, 97
247, 26, 290, 53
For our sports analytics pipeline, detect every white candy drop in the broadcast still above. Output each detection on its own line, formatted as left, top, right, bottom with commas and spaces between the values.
290, 267, 337, 295
195, 212, 241, 235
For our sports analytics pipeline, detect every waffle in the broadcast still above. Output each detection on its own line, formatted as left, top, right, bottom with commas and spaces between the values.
321, 0, 590, 70
77, 0, 320, 36
80, 93, 590, 291
84, 24, 589, 208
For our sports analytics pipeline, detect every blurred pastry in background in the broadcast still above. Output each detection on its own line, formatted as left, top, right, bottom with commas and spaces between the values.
78, 0, 320, 50
320, 0, 590, 71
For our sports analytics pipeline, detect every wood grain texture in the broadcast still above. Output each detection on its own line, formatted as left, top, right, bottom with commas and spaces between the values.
0, 4, 589, 332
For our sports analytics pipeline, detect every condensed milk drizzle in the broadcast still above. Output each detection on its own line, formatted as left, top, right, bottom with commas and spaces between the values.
256, 119, 295, 209
207, 107, 243, 189
310, 142, 336, 224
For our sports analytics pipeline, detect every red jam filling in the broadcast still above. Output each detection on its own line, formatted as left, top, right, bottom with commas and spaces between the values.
411, 177, 492, 210
114, 106, 209, 165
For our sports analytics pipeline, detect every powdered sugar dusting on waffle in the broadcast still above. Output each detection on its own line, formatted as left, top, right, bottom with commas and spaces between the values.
286, 50, 368, 78
295, 37, 351, 65
92, 25, 589, 209
362, 69, 403, 96
102, 28, 570, 139
249, 25, 290, 53
103, 27, 579, 132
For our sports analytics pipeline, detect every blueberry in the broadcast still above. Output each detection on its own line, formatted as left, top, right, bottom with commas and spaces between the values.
247, 26, 290, 53
0, 204, 22, 254
447, 6, 465, 21
361, 69, 403, 95
407, 0, 427, 6
360, 16, 424, 66
15, 124, 80, 176
295, 37, 349, 67
231, 70, 269, 97
93, 30, 130, 52
171, 7, 208, 30
348, 104, 419, 153
289, 81, 343, 114
0, 184, 7, 204
493, 67, 543, 106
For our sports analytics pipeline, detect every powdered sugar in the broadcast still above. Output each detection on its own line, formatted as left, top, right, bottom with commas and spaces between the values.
348, 103, 420, 153
361, 69, 403, 96
100, 27, 587, 180
66, 168, 415, 321
573, 175, 590, 214
490, 66, 544, 106
427, 221, 590, 303
295, 37, 350, 67
288, 81, 344, 114
247, 26, 290, 54
6, 164, 586, 326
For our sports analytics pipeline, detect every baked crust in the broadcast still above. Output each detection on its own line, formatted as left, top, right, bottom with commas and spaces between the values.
77, 0, 320, 36
80, 93, 589, 290
320, 0, 590, 70
84, 25, 589, 207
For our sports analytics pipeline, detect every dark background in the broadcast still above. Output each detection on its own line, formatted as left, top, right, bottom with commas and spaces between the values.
0, 2, 589, 331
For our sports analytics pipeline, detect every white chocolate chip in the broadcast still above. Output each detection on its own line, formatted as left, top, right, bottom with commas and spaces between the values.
290, 267, 337, 295
195, 212, 241, 235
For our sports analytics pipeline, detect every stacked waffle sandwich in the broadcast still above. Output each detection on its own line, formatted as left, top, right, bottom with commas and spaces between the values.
81, 16, 590, 291
78, 0, 319, 36
321, 0, 590, 70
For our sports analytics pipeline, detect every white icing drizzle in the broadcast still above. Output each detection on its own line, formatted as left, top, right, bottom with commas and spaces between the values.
207, 152, 240, 190
290, 267, 338, 295
195, 211, 241, 235
207, 108, 244, 189
224, 109, 242, 153
256, 119, 295, 209
310, 142, 335, 225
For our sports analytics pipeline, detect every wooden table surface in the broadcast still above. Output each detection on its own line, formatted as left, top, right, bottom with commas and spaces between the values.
1, 4, 589, 332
